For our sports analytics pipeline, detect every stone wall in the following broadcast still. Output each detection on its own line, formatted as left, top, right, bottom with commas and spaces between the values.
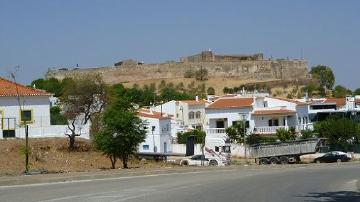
47, 59, 309, 84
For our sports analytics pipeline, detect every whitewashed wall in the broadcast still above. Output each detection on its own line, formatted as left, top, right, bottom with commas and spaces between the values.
206, 108, 252, 128
171, 144, 202, 155
139, 117, 172, 153
0, 124, 90, 139
0, 96, 51, 128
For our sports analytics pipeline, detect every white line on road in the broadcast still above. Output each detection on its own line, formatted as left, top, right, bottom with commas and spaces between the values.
0, 169, 237, 189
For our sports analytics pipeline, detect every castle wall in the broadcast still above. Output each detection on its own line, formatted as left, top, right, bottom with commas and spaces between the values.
47, 59, 309, 84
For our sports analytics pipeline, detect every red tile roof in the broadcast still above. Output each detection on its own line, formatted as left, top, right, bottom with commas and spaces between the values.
207, 98, 253, 109
252, 109, 296, 116
138, 109, 170, 120
324, 98, 346, 107
274, 97, 307, 106
180, 100, 208, 105
0, 77, 51, 97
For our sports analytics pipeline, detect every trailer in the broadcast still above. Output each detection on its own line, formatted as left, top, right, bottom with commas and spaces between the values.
251, 138, 327, 165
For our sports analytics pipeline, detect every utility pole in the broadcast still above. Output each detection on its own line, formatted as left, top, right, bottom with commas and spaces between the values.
242, 114, 248, 165
25, 124, 29, 173
10, 68, 30, 174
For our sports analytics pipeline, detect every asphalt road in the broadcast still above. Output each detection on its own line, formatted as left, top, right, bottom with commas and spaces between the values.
0, 163, 359, 202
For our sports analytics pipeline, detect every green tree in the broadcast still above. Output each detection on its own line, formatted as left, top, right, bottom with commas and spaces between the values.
207, 87, 215, 95
225, 122, 247, 144
95, 95, 146, 169
31, 78, 64, 97
226, 122, 248, 162
184, 70, 195, 78
276, 128, 296, 142
60, 73, 108, 150
177, 130, 206, 144
50, 106, 67, 125
302, 83, 318, 97
246, 134, 277, 145
333, 85, 352, 98
195, 68, 208, 81
353, 88, 360, 95
310, 65, 335, 90
314, 117, 360, 150
300, 129, 315, 139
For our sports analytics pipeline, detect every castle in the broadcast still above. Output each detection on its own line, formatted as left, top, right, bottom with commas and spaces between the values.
46, 51, 309, 84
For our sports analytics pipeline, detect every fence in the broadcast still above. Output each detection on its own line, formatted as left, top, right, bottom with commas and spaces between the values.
1, 116, 90, 139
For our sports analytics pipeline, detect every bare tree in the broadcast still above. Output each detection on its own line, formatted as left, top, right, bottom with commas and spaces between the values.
60, 73, 107, 150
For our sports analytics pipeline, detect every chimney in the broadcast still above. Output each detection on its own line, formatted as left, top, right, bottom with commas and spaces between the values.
195, 95, 199, 102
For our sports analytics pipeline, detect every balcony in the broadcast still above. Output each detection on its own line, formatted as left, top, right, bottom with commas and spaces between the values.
205, 128, 227, 138
253, 126, 290, 134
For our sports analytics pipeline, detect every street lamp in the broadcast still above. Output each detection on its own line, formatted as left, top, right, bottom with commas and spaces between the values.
152, 126, 157, 153
242, 114, 248, 164
180, 106, 184, 125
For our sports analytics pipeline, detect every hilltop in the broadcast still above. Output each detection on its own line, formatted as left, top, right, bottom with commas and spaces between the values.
46, 51, 311, 96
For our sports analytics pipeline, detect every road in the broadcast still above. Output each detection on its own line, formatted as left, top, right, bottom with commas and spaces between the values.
0, 163, 359, 202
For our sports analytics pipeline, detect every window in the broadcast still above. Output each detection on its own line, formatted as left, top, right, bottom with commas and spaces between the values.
21, 110, 32, 122
216, 120, 225, 128
269, 119, 279, 126
273, 119, 279, 126
232, 121, 241, 126
215, 146, 219, 152
263, 101, 268, 107
142, 145, 149, 150
188, 111, 195, 119
195, 111, 201, 119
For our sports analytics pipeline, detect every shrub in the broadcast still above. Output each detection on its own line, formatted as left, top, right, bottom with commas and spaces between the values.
184, 70, 195, 78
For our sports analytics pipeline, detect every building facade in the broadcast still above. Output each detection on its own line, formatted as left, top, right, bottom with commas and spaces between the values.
138, 109, 172, 154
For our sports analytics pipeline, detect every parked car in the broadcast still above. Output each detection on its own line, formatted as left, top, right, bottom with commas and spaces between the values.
314, 151, 351, 163
179, 155, 220, 166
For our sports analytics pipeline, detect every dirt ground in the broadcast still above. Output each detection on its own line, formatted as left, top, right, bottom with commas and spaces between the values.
0, 138, 172, 176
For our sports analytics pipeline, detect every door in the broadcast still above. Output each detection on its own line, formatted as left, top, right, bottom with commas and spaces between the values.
216, 120, 225, 128
2, 117, 16, 138
0, 110, 3, 130
163, 142, 167, 153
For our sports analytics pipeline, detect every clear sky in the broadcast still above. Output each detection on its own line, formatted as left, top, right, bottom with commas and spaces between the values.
1, 0, 359, 89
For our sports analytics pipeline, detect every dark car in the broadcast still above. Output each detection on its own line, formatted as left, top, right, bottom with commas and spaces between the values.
314, 151, 351, 163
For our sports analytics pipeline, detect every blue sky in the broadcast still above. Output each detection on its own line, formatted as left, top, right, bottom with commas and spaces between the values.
1, 0, 359, 89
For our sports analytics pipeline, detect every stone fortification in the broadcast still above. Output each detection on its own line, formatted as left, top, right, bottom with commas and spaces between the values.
46, 51, 309, 84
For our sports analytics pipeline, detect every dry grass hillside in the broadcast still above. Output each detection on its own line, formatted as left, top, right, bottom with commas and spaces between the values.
122, 77, 308, 98
0, 138, 173, 176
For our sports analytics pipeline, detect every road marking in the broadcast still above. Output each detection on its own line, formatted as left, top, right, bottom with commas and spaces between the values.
0, 169, 236, 189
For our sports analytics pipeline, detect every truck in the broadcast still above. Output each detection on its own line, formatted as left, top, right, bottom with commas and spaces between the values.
251, 138, 327, 165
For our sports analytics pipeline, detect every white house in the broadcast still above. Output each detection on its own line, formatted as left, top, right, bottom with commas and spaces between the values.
152, 97, 208, 139
138, 109, 172, 153
205, 94, 311, 137
0, 77, 90, 139
0, 77, 53, 138
303, 97, 360, 122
